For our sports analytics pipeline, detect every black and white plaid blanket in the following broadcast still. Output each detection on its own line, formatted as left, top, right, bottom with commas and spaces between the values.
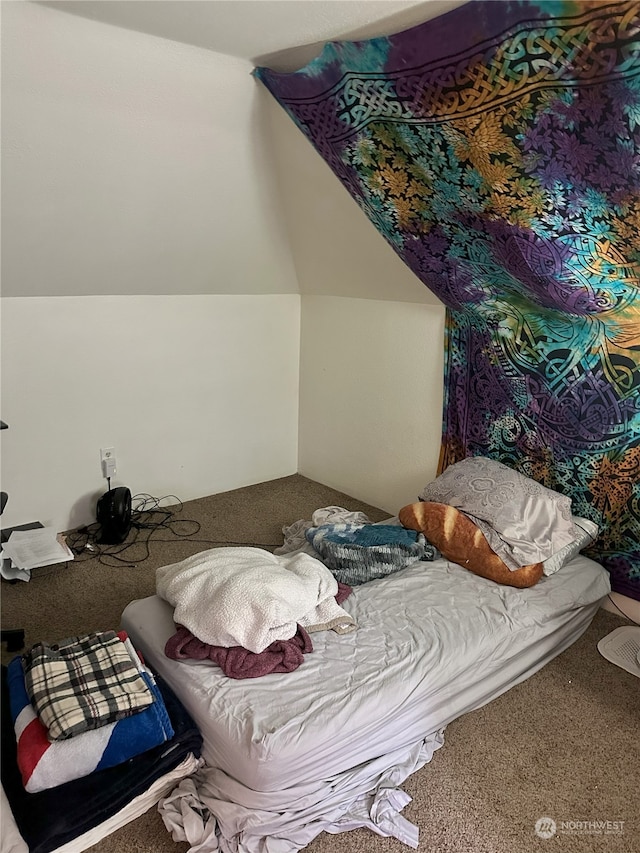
23, 631, 154, 740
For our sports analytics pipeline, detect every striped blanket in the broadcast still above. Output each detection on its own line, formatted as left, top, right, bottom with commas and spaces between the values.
7, 656, 174, 793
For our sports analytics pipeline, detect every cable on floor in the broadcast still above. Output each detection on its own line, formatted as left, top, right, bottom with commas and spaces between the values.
64, 492, 281, 569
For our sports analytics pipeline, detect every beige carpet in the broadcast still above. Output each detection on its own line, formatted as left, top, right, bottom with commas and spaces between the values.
2, 475, 638, 853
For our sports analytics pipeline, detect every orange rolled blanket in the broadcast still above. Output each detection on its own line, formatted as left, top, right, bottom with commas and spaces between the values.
398, 501, 543, 588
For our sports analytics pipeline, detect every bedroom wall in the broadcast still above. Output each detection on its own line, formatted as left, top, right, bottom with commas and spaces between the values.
260, 77, 446, 515
298, 296, 445, 515
2, 2, 297, 298
1, 1, 452, 533
2, 4, 635, 613
1, 295, 300, 533
0, 2, 301, 532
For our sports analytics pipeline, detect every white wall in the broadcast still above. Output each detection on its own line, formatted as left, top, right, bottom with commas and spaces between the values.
261, 72, 446, 516
1, 294, 300, 532
0, 2, 449, 534
1, 2, 448, 534
0, 3, 302, 531
1, 1, 298, 297
298, 296, 445, 515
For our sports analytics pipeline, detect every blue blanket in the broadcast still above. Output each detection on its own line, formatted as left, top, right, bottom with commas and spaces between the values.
1, 664, 202, 853
8, 656, 174, 792
306, 523, 438, 584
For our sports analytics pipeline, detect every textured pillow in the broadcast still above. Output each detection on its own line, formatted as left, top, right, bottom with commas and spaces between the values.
399, 501, 543, 588
542, 516, 599, 576
419, 456, 577, 569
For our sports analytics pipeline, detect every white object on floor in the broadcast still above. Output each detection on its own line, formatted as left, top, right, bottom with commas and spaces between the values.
597, 626, 640, 677
2, 527, 73, 570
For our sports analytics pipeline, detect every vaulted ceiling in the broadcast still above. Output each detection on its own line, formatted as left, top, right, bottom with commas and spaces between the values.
38, 0, 461, 69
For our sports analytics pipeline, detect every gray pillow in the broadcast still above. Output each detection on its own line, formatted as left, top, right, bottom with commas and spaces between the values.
419, 456, 578, 569
542, 516, 599, 576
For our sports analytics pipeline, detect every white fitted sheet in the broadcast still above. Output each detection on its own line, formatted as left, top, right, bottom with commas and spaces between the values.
122, 554, 610, 785
121, 553, 610, 851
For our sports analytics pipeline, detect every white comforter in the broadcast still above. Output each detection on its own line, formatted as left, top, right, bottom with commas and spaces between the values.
156, 547, 356, 653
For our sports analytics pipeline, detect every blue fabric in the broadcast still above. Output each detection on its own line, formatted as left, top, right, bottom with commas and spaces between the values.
97, 670, 173, 769
2, 663, 202, 853
306, 523, 438, 585
7, 656, 174, 783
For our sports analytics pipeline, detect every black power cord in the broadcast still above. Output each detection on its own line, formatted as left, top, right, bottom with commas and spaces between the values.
65, 492, 281, 569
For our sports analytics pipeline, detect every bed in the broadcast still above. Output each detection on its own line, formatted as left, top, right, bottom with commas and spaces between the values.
121, 544, 610, 853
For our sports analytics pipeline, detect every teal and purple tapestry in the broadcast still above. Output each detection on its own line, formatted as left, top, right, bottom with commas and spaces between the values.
255, 0, 640, 599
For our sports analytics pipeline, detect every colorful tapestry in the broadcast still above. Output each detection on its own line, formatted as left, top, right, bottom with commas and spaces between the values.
254, 0, 640, 599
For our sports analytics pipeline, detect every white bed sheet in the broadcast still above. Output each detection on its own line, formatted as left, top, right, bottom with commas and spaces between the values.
121, 553, 610, 852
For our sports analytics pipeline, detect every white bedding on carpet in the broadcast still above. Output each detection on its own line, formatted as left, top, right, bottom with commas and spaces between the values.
121, 552, 610, 853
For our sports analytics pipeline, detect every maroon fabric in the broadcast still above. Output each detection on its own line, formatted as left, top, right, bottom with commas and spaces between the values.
164, 625, 313, 679
335, 581, 352, 605
164, 584, 354, 679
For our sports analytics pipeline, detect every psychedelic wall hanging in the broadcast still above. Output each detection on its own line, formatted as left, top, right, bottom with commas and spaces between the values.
254, 0, 640, 599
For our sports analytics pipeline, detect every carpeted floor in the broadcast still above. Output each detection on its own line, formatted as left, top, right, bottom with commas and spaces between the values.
2, 475, 638, 853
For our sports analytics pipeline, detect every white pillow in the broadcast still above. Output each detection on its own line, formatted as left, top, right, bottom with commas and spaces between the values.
419, 456, 577, 569
542, 516, 599, 576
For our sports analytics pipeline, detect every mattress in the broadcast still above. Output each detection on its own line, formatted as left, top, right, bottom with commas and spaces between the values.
121, 553, 610, 852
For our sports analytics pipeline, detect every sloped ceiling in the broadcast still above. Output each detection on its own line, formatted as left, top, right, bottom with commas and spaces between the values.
39, 0, 460, 69
13, 0, 458, 303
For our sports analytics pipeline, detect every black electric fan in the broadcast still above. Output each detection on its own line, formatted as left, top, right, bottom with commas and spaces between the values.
96, 486, 132, 544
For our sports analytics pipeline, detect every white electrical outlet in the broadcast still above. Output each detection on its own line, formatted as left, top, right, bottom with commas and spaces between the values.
100, 447, 117, 478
